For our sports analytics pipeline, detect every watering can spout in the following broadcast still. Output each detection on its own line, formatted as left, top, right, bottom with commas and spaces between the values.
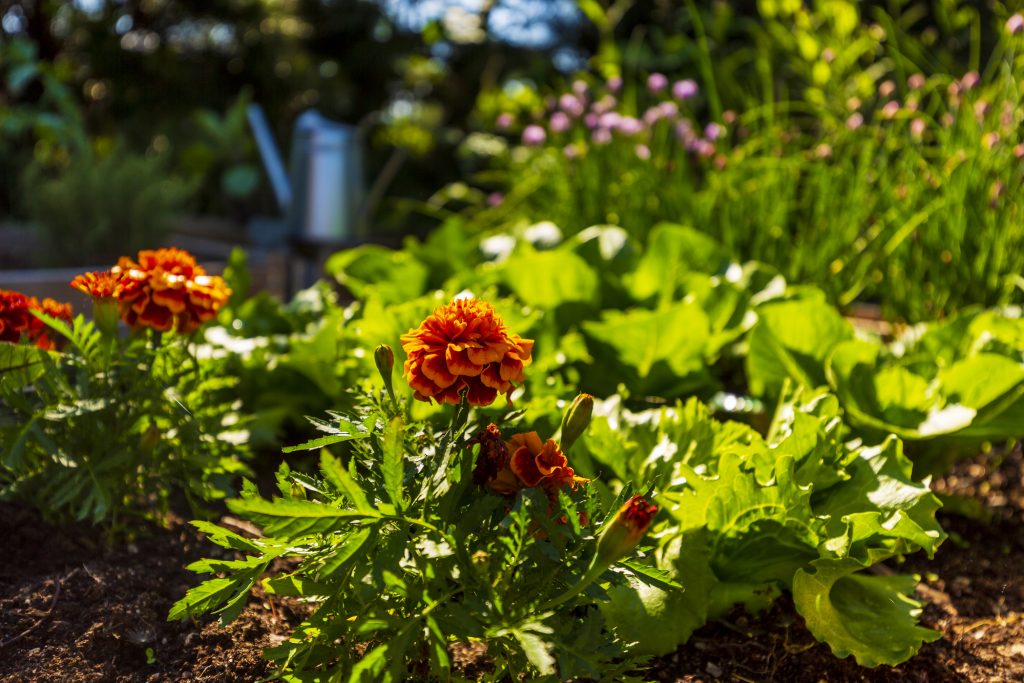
247, 103, 292, 212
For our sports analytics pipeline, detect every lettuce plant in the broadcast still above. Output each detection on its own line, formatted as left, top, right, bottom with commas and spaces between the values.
747, 297, 1024, 472
578, 388, 946, 667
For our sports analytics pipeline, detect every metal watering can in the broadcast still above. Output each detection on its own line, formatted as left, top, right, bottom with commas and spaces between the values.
248, 105, 364, 243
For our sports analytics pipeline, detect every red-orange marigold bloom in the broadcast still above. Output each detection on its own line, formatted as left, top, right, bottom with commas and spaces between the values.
70, 270, 139, 300
400, 298, 533, 406
111, 248, 231, 333
0, 289, 73, 350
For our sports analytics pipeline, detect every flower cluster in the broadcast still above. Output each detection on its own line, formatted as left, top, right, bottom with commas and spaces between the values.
470, 424, 588, 497
400, 298, 533, 406
505, 74, 725, 162
72, 248, 231, 334
0, 289, 73, 350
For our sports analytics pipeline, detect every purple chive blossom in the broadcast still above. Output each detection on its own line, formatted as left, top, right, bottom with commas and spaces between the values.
607, 76, 623, 93
584, 112, 599, 128
704, 122, 724, 141
593, 127, 612, 145
881, 101, 900, 119
643, 107, 663, 126
974, 100, 990, 121
961, 71, 980, 89
693, 139, 715, 157
592, 95, 617, 114
907, 73, 925, 90
1013, 143, 1024, 159
675, 120, 694, 143
563, 144, 580, 159
672, 79, 698, 100
879, 80, 896, 98
572, 79, 589, 97
658, 101, 679, 118
598, 111, 622, 129
521, 125, 547, 146
559, 93, 584, 118
635, 144, 651, 160
617, 116, 644, 136
846, 112, 864, 129
647, 73, 668, 93
1008, 13, 1024, 35
910, 118, 926, 138
487, 192, 504, 207
550, 111, 571, 133
496, 113, 514, 130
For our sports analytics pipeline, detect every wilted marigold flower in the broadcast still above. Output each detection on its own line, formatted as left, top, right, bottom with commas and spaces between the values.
0, 289, 73, 350
470, 424, 588, 496
400, 298, 533, 406
111, 248, 231, 333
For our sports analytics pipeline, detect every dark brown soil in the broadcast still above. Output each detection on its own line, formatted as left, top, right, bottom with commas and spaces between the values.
0, 508, 299, 682
1, 446, 1021, 682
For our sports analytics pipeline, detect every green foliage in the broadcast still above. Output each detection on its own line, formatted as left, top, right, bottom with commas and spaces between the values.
0, 317, 250, 532
22, 148, 193, 267
171, 393, 655, 680
747, 299, 1024, 471
578, 389, 945, 667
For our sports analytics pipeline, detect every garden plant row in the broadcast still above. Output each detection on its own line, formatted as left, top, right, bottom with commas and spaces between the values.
2, 221, 1022, 680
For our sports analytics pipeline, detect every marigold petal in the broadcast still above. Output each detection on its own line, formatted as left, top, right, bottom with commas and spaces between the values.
421, 353, 458, 388
510, 446, 545, 487
467, 344, 505, 365
446, 346, 482, 376
478, 364, 508, 391
499, 356, 524, 382
466, 381, 498, 406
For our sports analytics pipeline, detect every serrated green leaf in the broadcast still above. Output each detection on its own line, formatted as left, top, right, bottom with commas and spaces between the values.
320, 451, 372, 512
382, 417, 405, 509
509, 624, 556, 676
228, 496, 380, 537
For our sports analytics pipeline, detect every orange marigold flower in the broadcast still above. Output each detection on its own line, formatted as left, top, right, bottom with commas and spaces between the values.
70, 270, 139, 300
111, 248, 231, 333
0, 289, 73, 350
400, 298, 533, 406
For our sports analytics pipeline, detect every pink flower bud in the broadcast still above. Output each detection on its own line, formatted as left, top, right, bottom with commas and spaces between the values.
496, 113, 513, 130
635, 144, 651, 160
521, 125, 546, 146
846, 112, 864, 130
550, 111, 571, 133
647, 73, 668, 93
672, 79, 698, 100
607, 76, 623, 93
1007, 13, 1024, 35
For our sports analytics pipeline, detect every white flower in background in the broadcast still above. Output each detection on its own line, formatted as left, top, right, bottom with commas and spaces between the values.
443, 6, 486, 44
524, 221, 563, 247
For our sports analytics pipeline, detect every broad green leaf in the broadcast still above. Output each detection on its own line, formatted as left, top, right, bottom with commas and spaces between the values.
500, 247, 599, 308
793, 558, 940, 667
326, 245, 429, 305
627, 223, 730, 302
582, 300, 710, 394
746, 294, 854, 396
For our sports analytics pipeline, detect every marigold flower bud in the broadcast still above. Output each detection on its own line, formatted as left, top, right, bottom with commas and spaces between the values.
372, 344, 395, 403
559, 393, 594, 453
594, 495, 658, 567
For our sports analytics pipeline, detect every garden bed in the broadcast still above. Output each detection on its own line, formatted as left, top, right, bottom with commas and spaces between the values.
2, 446, 1021, 682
